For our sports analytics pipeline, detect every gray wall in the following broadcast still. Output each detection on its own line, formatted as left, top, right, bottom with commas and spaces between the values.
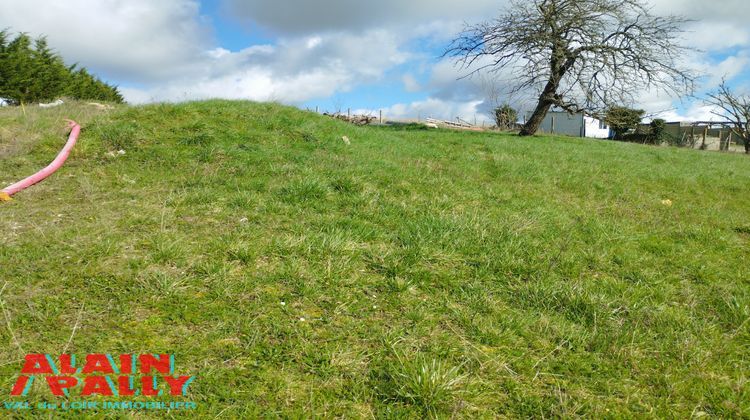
538, 113, 584, 137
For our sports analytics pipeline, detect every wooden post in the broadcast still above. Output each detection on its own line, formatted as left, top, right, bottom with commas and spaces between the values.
379, 110, 382, 124
347, 108, 350, 118
551, 115, 556, 134
703, 126, 708, 149
315, 106, 318, 113
693, 125, 700, 149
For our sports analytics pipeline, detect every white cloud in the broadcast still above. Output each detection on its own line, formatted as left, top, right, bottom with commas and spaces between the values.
682, 21, 750, 51
124, 67, 344, 104
0, 0, 211, 82
651, 0, 750, 46
121, 30, 410, 104
701, 52, 750, 86
402, 74, 421, 92
656, 103, 723, 122
356, 98, 489, 124
650, 0, 748, 23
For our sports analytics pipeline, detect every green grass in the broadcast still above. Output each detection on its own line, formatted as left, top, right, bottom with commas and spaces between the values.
1, 100, 749, 417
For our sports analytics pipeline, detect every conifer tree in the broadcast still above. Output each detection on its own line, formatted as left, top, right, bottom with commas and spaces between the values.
32, 37, 69, 102
0, 30, 124, 105
2, 33, 34, 106
0, 30, 8, 103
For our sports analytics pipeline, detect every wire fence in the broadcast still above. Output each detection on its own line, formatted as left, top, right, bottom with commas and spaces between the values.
657, 124, 746, 153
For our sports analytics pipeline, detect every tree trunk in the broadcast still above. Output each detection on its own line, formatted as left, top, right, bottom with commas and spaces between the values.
519, 74, 560, 136
520, 100, 553, 136
744, 139, 749, 154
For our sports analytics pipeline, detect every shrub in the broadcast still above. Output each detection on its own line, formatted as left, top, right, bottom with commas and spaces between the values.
494, 104, 518, 130
606, 107, 645, 140
648, 118, 667, 144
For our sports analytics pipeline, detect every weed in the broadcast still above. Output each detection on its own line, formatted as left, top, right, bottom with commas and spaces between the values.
391, 355, 467, 416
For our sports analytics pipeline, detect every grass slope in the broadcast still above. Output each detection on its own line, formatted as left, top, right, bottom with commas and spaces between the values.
1, 100, 749, 417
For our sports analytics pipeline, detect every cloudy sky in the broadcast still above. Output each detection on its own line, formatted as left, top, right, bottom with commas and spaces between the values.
1, 0, 748, 122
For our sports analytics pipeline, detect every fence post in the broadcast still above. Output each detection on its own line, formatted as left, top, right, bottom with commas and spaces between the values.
729, 131, 733, 151
692, 125, 700, 149
379, 110, 382, 124
703, 126, 708, 149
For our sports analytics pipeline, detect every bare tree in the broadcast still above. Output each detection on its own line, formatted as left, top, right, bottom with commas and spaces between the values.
478, 73, 518, 130
444, 0, 696, 136
479, 72, 504, 113
706, 81, 750, 154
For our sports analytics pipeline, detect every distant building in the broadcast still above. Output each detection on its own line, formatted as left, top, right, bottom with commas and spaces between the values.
665, 121, 693, 127
534, 111, 611, 138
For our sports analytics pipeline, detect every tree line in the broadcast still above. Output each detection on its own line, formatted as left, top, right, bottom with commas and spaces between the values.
0, 30, 124, 106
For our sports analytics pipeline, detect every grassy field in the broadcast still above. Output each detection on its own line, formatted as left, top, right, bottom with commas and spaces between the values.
0, 100, 749, 418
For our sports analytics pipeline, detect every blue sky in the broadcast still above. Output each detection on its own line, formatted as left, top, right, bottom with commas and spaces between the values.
1, 0, 749, 123
193, 0, 456, 116
198, 1, 274, 51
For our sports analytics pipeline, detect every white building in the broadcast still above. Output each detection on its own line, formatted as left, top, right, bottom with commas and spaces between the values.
535, 111, 611, 138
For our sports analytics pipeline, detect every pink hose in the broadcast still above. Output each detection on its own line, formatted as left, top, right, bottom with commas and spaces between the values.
1, 120, 81, 201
